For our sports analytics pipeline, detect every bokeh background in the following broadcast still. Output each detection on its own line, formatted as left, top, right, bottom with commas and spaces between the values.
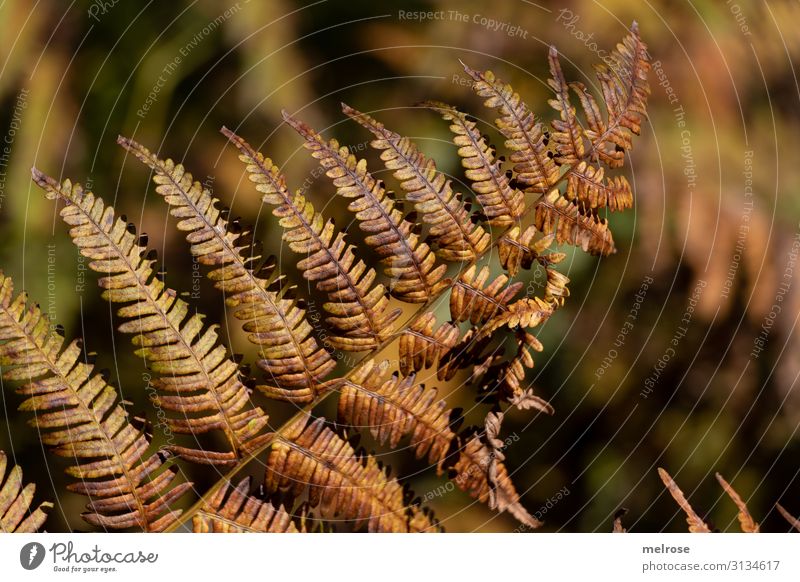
1, 0, 798, 532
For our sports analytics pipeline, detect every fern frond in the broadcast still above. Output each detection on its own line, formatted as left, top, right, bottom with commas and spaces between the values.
534, 189, 616, 255
265, 415, 438, 532
222, 128, 401, 351
776, 504, 800, 532
0, 272, 191, 530
342, 103, 490, 262
118, 137, 336, 403
453, 433, 540, 529
450, 265, 523, 325
479, 297, 554, 340
338, 359, 455, 471
573, 22, 650, 168
547, 46, 585, 165
566, 161, 633, 211
193, 477, 301, 532
0, 451, 51, 532
398, 312, 459, 376
462, 64, 559, 193
715, 473, 759, 533
657, 468, 711, 532
32, 170, 269, 466
282, 111, 448, 303
612, 508, 628, 533
423, 101, 524, 226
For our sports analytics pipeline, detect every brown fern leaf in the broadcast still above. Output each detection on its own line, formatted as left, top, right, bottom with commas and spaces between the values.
424, 101, 524, 226
566, 161, 633, 212
0, 451, 52, 532
479, 296, 555, 340
715, 473, 759, 533
534, 189, 616, 255
33, 170, 269, 466
0, 272, 191, 530
495, 331, 552, 405
193, 477, 301, 533
342, 103, 490, 262
453, 433, 540, 528
462, 63, 559, 193
498, 226, 538, 276
612, 508, 628, 533
338, 359, 455, 472
573, 22, 650, 169
776, 504, 800, 532
547, 46, 585, 165
283, 111, 448, 303
222, 128, 401, 352
265, 415, 438, 532
544, 264, 570, 308
118, 137, 336, 404
450, 265, 523, 325
398, 312, 459, 376
657, 468, 711, 532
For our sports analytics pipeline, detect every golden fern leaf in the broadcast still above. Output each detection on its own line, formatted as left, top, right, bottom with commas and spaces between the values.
534, 189, 616, 255
547, 46, 585, 165
338, 359, 455, 472
282, 111, 448, 303
657, 468, 711, 533
0, 272, 191, 530
715, 473, 759, 533
462, 63, 559, 194
494, 331, 552, 405
193, 477, 301, 533
572, 23, 650, 169
480, 297, 555, 340
118, 137, 336, 404
544, 265, 570, 308
776, 504, 800, 532
497, 226, 566, 278
222, 128, 401, 351
566, 161, 633, 212
453, 433, 540, 528
0, 451, 52, 532
265, 415, 438, 532
398, 312, 459, 376
32, 170, 269, 466
450, 265, 523, 325
342, 103, 491, 262
423, 101, 524, 226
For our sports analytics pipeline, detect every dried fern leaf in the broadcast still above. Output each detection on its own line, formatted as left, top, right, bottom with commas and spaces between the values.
265, 415, 438, 532
118, 137, 336, 403
534, 189, 616, 255
715, 473, 759, 533
342, 103, 490, 262
496, 332, 552, 405
574, 22, 650, 169
776, 504, 800, 532
223, 128, 401, 351
453, 433, 540, 528
338, 359, 455, 472
547, 46, 585, 165
282, 111, 448, 303
566, 161, 632, 212
0, 273, 191, 530
33, 170, 269, 466
657, 468, 711, 533
398, 312, 459, 376
479, 297, 555, 340
498, 226, 538, 276
0, 451, 52, 532
117, 136, 336, 402
193, 477, 301, 533
424, 101, 524, 226
450, 265, 523, 325
462, 63, 559, 193
612, 508, 628, 533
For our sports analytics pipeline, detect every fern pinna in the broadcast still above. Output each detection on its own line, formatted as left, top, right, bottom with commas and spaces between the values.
6, 25, 652, 532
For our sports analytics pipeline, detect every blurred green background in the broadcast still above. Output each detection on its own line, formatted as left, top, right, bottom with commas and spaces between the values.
1, 0, 798, 532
